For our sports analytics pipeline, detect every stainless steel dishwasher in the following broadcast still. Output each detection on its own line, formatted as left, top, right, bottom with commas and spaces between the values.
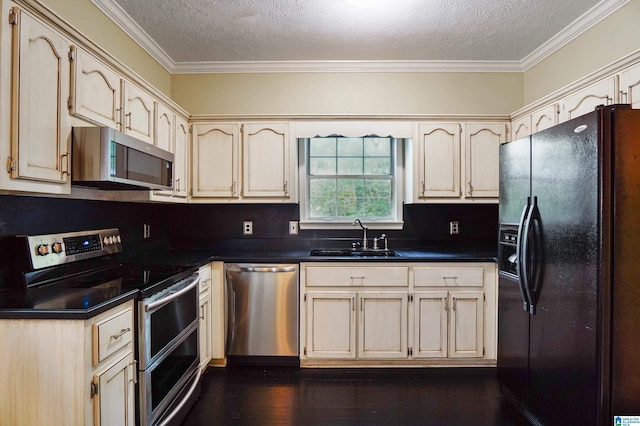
225, 263, 299, 366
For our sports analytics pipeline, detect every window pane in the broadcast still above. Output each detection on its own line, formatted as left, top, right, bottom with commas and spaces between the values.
364, 157, 390, 175
364, 138, 391, 156
338, 158, 363, 175
337, 138, 363, 156
337, 178, 364, 198
364, 180, 392, 216
310, 138, 336, 156
309, 178, 337, 217
309, 158, 336, 175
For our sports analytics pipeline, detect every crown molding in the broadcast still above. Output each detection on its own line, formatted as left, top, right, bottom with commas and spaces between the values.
90, 0, 176, 72
172, 60, 523, 74
91, 0, 628, 74
521, 0, 630, 71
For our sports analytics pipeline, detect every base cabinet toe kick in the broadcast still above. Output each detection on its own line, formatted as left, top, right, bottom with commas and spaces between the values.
298, 262, 497, 368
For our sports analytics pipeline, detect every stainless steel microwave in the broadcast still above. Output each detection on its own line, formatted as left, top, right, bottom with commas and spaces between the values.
72, 127, 173, 190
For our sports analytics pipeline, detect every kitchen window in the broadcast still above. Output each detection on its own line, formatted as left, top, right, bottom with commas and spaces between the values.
299, 135, 404, 230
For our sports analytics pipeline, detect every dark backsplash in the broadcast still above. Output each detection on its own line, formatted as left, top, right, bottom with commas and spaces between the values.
0, 194, 497, 288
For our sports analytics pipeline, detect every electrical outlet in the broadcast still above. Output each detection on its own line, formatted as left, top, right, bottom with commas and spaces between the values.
449, 221, 459, 235
143, 223, 151, 239
243, 221, 253, 235
289, 220, 299, 235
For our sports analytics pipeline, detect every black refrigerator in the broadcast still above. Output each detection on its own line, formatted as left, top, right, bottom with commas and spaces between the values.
497, 104, 640, 426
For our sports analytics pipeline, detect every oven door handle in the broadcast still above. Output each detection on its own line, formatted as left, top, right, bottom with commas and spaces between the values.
144, 273, 200, 312
157, 367, 202, 426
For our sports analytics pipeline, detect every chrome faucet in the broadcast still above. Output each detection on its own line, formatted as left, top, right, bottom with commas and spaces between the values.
352, 218, 368, 249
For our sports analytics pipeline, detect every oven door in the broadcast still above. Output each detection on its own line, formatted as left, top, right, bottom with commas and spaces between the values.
139, 322, 200, 426
138, 273, 200, 370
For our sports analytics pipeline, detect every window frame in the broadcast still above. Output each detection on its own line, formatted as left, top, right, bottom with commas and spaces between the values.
298, 136, 404, 230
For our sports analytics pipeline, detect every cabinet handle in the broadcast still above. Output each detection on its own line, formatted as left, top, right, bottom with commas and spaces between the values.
284, 180, 288, 195
61, 152, 70, 176
620, 90, 628, 103
444, 298, 449, 311
110, 327, 131, 340
232, 181, 237, 195
129, 360, 137, 384
116, 107, 122, 126
467, 181, 473, 196
174, 178, 180, 196
200, 305, 205, 320
126, 112, 132, 130
452, 299, 457, 311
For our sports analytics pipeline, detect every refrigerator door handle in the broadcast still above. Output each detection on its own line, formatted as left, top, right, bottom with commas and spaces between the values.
516, 198, 532, 312
522, 196, 541, 315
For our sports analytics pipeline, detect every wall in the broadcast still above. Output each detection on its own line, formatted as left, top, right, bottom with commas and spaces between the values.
0, 194, 497, 288
171, 72, 523, 116
39, 0, 172, 94
523, 0, 640, 105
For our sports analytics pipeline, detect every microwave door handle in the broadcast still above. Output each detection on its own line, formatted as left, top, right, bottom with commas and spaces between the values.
144, 274, 200, 312
516, 198, 531, 312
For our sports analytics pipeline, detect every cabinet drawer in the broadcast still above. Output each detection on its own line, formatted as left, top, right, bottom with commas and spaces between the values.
199, 264, 212, 293
306, 266, 408, 287
414, 266, 483, 287
92, 307, 133, 365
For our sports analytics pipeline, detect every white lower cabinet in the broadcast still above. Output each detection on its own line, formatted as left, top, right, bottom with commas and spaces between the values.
300, 262, 496, 367
198, 263, 213, 371
198, 261, 225, 370
413, 291, 484, 359
0, 300, 135, 425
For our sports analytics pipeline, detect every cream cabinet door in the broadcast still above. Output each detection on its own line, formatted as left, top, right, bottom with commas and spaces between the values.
464, 123, 505, 198
559, 76, 616, 122
510, 116, 531, 140
531, 104, 558, 133
242, 123, 292, 198
619, 63, 640, 109
69, 46, 121, 128
305, 292, 357, 359
413, 291, 448, 358
122, 80, 155, 144
154, 102, 174, 152
10, 7, 71, 184
199, 292, 212, 371
191, 123, 240, 198
173, 116, 189, 198
93, 353, 135, 426
357, 292, 408, 359
210, 262, 226, 360
416, 123, 461, 198
448, 291, 484, 358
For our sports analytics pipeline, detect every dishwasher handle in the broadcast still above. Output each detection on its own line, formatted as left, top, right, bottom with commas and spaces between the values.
229, 265, 296, 273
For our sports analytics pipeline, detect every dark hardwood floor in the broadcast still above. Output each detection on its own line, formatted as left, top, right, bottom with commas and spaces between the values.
181, 367, 530, 425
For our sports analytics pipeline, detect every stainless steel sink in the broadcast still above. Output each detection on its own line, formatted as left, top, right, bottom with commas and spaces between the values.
309, 249, 397, 257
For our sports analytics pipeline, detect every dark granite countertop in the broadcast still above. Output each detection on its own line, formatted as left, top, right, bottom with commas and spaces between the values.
126, 245, 497, 267
0, 283, 138, 320
0, 244, 496, 320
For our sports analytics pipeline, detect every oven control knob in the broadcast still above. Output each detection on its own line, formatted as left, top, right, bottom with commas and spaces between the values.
114, 235, 121, 244
51, 242, 63, 254
103, 236, 113, 246
36, 244, 50, 256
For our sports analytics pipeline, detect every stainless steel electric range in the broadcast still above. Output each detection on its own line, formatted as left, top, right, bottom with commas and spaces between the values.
10, 228, 201, 426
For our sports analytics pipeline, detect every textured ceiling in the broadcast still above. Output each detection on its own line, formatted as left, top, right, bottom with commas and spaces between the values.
102, 0, 615, 70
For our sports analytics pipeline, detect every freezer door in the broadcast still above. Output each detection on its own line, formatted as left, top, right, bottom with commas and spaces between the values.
528, 111, 600, 426
499, 136, 531, 225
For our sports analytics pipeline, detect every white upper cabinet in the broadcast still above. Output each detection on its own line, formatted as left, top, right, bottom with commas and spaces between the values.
192, 123, 240, 198
69, 46, 121, 129
242, 122, 293, 199
531, 104, 558, 133
191, 122, 295, 202
619, 62, 640, 109
173, 115, 190, 198
417, 123, 461, 198
121, 80, 155, 144
9, 7, 71, 187
154, 102, 174, 152
559, 76, 616, 123
510, 115, 531, 141
464, 122, 506, 199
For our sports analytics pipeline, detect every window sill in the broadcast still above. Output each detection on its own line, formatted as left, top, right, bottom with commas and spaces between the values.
299, 220, 404, 231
